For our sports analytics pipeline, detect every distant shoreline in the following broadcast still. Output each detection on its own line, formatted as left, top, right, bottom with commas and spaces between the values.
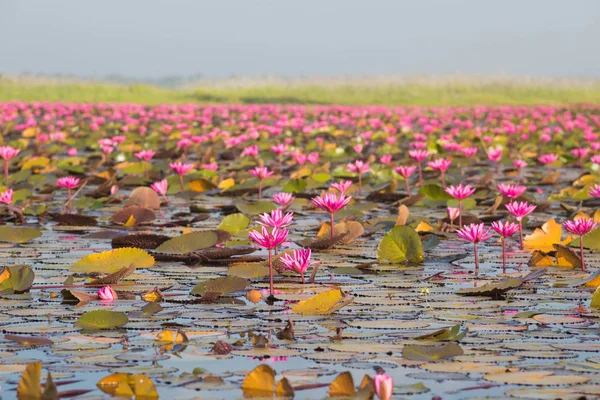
2, 75, 599, 106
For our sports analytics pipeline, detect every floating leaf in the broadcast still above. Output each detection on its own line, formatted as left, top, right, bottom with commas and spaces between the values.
155, 329, 188, 344
5, 334, 53, 347
419, 184, 452, 201
97, 373, 158, 398
124, 187, 161, 210
110, 206, 155, 225
217, 213, 250, 234
402, 342, 464, 361
395, 205, 409, 226
155, 231, 219, 254
74, 310, 129, 330
191, 276, 247, 297
377, 226, 424, 264
0, 226, 42, 243
483, 371, 589, 385
236, 200, 277, 216
291, 288, 353, 315
17, 361, 42, 400
524, 219, 571, 252
241, 364, 275, 397
71, 248, 154, 273
328, 371, 356, 397
571, 226, 600, 250
227, 263, 270, 279
591, 286, 600, 309
0, 265, 35, 293
90, 263, 136, 285
415, 325, 468, 342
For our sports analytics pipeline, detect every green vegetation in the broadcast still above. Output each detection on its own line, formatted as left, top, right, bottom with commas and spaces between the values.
2, 76, 600, 106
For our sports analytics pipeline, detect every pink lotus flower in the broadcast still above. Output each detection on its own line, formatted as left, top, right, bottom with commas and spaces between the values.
272, 192, 295, 208
428, 158, 452, 187
571, 147, 590, 165
169, 161, 194, 176
331, 180, 353, 195
151, 179, 169, 204
538, 153, 558, 173
447, 207, 460, 228
487, 147, 503, 172
497, 184, 527, 199
346, 160, 369, 195
0, 146, 20, 161
588, 184, 600, 198
445, 184, 476, 228
0, 189, 13, 205
409, 149, 429, 183
170, 161, 194, 191
279, 248, 318, 284
271, 144, 288, 173
461, 147, 478, 158
57, 176, 80, 189
512, 159, 527, 169
491, 220, 520, 273
258, 209, 294, 228
564, 217, 598, 271
506, 201, 536, 249
505, 201, 536, 222
373, 373, 393, 400
67, 147, 78, 157
98, 286, 118, 301
249, 226, 289, 296
306, 152, 319, 164
352, 144, 364, 154
379, 154, 392, 165
241, 145, 259, 158
249, 166, 275, 200
0, 146, 20, 187
591, 155, 600, 165
394, 165, 417, 197
134, 150, 155, 161
202, 162, 218, 171
456, 223, 493, 272
312, 193, 352, 238
270, 144, 288, 155
57, 176, 81, 213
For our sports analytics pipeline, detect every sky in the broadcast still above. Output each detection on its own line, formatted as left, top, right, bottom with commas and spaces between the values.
1, 0, 599, 79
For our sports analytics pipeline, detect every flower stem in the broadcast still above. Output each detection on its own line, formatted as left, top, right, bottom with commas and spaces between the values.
441, 171, 445, 188
474, 242, 479, 275
417, 161, 423, 184
301, 274, 306, 284
330, 213, 335, 239
258, 180, 262, 201
518, 220, 524, 250
358, 174, 362, 196
268, 248, 274, 295
502, 237, 507, 273
3, 160, 8, 187
179, 175, 185, 192
67, 188, 72, 213
458, 199, 463, 229
405, 178, 411, 197
580, 235, 586, 271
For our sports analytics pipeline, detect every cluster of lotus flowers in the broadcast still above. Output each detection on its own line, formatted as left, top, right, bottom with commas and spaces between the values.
1, 102, 600, 300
